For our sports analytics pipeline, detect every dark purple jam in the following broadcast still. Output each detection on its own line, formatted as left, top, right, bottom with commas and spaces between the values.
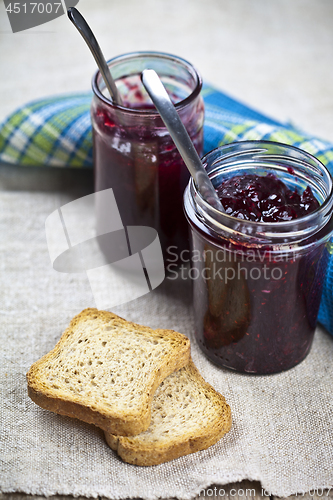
217, 173, 319, 222
186, 172, 329, 374
92, 76, 204, 258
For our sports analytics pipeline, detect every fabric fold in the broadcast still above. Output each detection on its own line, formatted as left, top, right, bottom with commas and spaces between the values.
1, 84, 333, 333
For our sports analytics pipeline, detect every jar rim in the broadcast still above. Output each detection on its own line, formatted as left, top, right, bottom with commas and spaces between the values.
91, 50, 202, 115
185, 140, 333, 245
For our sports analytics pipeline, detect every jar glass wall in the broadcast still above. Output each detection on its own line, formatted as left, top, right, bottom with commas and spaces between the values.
184, 141, 333, 374
91, 51, 204, 259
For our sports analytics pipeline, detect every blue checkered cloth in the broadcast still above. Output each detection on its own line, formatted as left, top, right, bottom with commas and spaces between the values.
1, 84, 333, 334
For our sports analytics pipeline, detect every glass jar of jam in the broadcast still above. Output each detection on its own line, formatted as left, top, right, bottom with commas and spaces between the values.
91, 51, 204, 259
183, 141, 333, 374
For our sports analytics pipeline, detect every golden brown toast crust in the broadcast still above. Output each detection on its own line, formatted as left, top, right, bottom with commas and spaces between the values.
27, 308, 191, 436
105, 360, 232, 465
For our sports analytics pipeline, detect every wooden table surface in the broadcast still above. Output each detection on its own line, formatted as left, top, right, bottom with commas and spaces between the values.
1, 1, 333, 496
1, 167, 332, 500
2, 481, 333, 500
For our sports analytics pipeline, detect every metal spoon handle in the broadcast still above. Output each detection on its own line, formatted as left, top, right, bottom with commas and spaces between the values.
67, 7, 122, 106
141, 69, 223, 211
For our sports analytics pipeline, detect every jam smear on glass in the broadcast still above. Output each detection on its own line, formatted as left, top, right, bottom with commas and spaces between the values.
92, 71, 204, 259
187, 171, 329, 374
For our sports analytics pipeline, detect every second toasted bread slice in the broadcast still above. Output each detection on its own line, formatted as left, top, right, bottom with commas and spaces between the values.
27, 308, 190, 436
105, 359, 232, 465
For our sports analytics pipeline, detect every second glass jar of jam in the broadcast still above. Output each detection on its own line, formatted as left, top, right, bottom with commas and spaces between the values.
91, 51, 204, 260
184, 141, 333, 374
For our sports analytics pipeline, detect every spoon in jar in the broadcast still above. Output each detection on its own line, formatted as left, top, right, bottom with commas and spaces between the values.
67, 7, 123, 106
141, 69, 224, 212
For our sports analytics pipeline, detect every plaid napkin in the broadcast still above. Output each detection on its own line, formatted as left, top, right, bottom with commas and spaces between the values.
0, 93, 93, 167
1, 84, 333, 335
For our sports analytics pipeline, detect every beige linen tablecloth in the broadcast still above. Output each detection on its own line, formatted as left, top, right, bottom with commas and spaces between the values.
1, 168, 333, 499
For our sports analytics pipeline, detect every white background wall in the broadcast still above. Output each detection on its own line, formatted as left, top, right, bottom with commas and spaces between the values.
0, 0, 332, 142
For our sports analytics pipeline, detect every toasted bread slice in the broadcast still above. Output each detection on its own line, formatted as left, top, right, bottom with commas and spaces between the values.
105, 359, 232, 465
27, 308, 190, 436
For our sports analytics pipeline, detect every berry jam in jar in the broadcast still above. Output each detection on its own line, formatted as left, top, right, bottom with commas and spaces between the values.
184, 141, 333, 374
91, 52, 204, 259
